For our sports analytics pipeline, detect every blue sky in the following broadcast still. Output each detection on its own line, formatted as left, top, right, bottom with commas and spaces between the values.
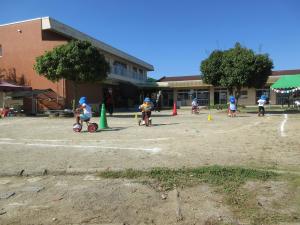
1, 0, 300, 79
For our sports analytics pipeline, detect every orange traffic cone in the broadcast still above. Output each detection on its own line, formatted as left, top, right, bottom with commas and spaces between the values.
172, 102, 177, 116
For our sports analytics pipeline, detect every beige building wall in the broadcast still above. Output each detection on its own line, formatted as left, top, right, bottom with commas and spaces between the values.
158, 76, 288, 106
169, 86, 276, 106
238, 88, 256, 105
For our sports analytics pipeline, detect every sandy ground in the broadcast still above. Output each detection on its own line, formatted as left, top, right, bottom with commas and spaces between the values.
0, 175, 236, 225
0, 109, 300, 225
0, 174, 299, 225
0, 109, 299, 175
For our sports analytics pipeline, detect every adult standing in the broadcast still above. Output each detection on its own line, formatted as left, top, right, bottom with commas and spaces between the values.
105, 94, 114, 116
155, 91, 162, 112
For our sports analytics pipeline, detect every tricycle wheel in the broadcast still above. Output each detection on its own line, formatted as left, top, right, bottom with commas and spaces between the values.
73, 123, 82, 132
88, 123, 97, 133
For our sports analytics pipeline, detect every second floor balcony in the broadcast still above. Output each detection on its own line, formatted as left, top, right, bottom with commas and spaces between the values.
111, 66, 146, 82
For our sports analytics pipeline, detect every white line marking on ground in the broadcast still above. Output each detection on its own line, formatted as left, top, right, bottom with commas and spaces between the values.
0, 122, 11, 126
142, 137, 172, 141
0, 137, 171, 142
0, 138, 14, 141
0, 141, 161, 153
280, 114, 288, 137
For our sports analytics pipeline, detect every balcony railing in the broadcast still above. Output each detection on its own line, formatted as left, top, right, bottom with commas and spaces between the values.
112, 66, 146, 81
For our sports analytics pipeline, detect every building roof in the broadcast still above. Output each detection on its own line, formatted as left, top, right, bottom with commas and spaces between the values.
157, 75, 202, 82
0, 81, 32, 92
158, 69, 300, 82
0, 17, 154, 71
271, 69, 300, 76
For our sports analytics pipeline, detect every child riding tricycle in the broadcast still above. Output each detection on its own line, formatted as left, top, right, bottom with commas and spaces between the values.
138, 97, 153, 126
191, 98, 200, 114
73, 96, 98, 132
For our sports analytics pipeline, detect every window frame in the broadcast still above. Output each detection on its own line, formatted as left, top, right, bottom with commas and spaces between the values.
138, 69, 144, 75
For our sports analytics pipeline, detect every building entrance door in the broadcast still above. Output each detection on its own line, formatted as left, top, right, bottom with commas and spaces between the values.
195, 90, 210, 106
214, 89, 227, 104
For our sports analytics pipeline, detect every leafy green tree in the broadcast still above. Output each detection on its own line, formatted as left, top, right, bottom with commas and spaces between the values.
200, 50, 224, 86
200, 42, 273, 102
219, 43, 257, 97
248, 53, 274, 89
34, 40, 110, 107
146, 77, 157, 83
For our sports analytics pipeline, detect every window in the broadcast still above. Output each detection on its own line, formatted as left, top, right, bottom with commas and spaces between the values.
177, 89, 189, 99
256, 89, 270, 102
113, 61, 127, 68
113, 61, 127, 75
195, 89, 210, 106
131, 67, 138, 79
0, 45, 2, 57
139, 69, 143, 75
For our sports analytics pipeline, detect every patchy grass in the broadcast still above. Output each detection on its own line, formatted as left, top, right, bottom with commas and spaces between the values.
99, 166, 300, 225
99, 165, 277, 191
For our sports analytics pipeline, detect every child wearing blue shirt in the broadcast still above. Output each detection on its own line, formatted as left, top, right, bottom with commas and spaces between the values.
75, 96, 92, 125
228, 96, 237, 117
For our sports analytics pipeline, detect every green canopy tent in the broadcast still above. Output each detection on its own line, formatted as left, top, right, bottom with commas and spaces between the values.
271, 74, 300, 94
271, 74, 300, 106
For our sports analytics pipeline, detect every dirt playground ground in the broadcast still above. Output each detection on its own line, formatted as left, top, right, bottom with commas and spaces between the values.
0, 109, 299, 225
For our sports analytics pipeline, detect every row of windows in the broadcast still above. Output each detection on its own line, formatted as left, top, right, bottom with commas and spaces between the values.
133, 67, 144, 75
112, 61, 144, 74
177, 89, 270, 98
112, 60, 146, 81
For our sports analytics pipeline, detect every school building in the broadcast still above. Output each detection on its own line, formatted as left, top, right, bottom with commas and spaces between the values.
1, 17, 299, 112
155, 69, 300, 107
0, 17, 154, 112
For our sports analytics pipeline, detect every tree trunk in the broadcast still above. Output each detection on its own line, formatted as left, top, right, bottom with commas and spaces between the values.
228, 88, 233, 96
235, 87, 241, 105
